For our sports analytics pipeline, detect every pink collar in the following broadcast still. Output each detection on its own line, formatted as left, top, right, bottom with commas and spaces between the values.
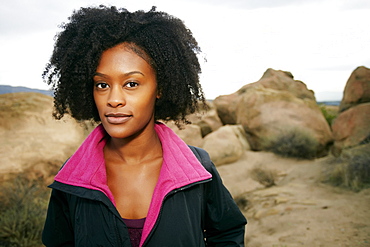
54, 122, 212, 246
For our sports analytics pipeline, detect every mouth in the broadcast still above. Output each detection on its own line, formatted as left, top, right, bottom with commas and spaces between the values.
104, 113, 133, 124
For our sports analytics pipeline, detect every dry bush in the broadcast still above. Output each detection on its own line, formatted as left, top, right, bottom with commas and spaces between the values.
234, 196, 250, 211
264, 128, 319, 160
0, 174, 50, 247
323, 149, 370, 191
250, 165, 278, 188
319, 104, 338, 126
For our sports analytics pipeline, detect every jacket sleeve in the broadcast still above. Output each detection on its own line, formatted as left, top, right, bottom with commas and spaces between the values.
189, 146, 247, 246
42, 187, 75, 247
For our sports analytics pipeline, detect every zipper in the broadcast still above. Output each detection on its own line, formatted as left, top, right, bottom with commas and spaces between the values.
141, 177, 212, 247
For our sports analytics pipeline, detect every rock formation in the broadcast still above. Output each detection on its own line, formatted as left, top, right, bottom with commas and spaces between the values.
167, 121, 204, 147
0, 92, 93, 182
213, 68, 333, 157
202, 125, 250, 166
195, 106, 223, 137
339, 66, 370, 112
332, 66, 370, 155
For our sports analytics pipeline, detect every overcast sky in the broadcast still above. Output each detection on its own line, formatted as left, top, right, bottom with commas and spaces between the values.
1, 0, 369, 100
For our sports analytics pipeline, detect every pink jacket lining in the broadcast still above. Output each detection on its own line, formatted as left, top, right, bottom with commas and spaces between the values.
54, 123, 212, 246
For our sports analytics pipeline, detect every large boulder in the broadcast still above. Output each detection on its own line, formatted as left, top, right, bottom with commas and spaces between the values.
0, 93, 92, 182
237, 87, 332, 153
213, 69, 333, 157
331, 103, 370, 155
339, 66, 370, 112
214, 69, 316, 125
202, 125, 250, 166
332, 66, 370, 155
212, 93, 239, 125
252, 68, 315, 100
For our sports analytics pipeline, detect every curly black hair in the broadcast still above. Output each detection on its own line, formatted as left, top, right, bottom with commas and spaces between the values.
43, 5, 206, 125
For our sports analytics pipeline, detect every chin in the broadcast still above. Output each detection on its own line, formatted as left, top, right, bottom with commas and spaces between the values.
101, 119, 154, 141
102, 124, 132, 139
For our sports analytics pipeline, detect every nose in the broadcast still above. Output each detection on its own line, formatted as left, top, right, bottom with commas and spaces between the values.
107, 87, 126, 108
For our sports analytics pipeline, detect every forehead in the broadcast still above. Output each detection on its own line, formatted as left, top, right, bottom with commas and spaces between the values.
118, 42, 155, 69
96, 43, 155, 77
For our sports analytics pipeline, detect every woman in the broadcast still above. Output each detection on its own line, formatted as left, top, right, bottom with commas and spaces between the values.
42, 5, 246, 247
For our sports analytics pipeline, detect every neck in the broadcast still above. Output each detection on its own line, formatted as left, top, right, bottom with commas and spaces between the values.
105, 123, 162, 165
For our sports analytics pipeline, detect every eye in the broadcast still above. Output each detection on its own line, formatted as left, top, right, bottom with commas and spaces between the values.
95, 82, 109, 89
126, 81, 139, 88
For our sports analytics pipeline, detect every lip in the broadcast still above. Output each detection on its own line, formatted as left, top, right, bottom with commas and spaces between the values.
104, 113, 133, 124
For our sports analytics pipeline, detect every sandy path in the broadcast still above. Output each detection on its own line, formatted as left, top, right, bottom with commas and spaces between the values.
217, 151, 370, 247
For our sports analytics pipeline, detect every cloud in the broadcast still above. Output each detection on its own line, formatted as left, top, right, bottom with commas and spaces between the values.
0, 0, 68, 35
340, 0, 370, 9
185, 0, 323, 9
0, 0, 180, 35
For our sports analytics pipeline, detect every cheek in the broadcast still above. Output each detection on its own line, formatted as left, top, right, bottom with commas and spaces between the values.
93, 94, 105, 114
135, 93, 157, 113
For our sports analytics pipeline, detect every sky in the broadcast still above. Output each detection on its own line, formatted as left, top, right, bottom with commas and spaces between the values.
1, 0, 369, 101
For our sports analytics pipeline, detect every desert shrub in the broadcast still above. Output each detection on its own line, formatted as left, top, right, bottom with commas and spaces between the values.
359, 134, 370, 145
346, 154, 370, 190
265, 128, 319, 159
250, 165, 278, 187
319, 104, 338, 126
234, 196, 250, 211
323, 151, 370, 191
0, 174, 50, 247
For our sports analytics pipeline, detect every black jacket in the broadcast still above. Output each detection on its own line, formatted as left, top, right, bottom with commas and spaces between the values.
42, 124, 246, 246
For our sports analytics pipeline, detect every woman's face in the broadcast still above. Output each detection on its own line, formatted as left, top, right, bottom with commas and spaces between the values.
93, 43, 158, 140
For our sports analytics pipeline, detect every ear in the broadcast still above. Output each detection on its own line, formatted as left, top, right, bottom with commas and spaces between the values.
156, 89, 162, 99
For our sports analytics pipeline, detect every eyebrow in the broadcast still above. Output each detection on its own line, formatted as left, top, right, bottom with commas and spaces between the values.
94, 71, 145, 78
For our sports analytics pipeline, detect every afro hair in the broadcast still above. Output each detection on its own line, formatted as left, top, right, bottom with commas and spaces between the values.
43, 5, 207, 125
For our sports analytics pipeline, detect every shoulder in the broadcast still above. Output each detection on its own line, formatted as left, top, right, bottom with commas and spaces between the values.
187, 145, 214, 172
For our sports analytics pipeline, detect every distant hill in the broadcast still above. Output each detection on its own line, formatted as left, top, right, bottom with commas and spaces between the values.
317, 101, 340, 106
315, 91, 342, 103
0, 85, 54, 97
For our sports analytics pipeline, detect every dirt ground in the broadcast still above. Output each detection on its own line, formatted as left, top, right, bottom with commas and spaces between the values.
217, 151, 370, 247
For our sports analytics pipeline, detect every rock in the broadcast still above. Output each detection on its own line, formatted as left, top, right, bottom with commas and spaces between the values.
202, 125, 249, 166
214, 68, 316, 126
0, 92, 93, 182
233, 125, 251, 150
331, 103, 370, 154
167, 122, 204, 147
275, 197, 289, 204
292, 200, 317, 206
333, 67, 370, 155
195, 107, 223, 137
238, 87, 331, 153
254, 208, 281, 219
171, 101, 223, 138
213, 93, 239, 125
196, 121, 213, 137
252, 186, 293, 197
214, 69, 332, 157
254, 68, 315, 100
339, 66, 370, 112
